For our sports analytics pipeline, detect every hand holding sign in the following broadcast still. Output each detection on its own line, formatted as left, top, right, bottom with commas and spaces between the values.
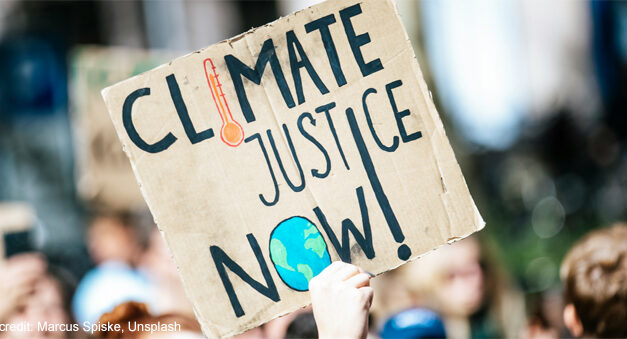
309, 262, 373, 339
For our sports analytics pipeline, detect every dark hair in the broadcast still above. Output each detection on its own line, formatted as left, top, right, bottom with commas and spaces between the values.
560, 223, 627, 337
285, 312, 318, 339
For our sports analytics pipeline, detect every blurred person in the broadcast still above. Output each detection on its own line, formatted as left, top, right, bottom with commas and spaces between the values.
393, 236, 526, 339
369, 266, 415, 329
523, 291, 562, 339
231, 326, 264, 339
1, 256, 77, 338
137, 227, 194, 318
95, 301, 202, 338
92, 262, 374, 339
560, 223, 627, 338
0, 253, 46, 322
263, 306, 312, 339
525, 315, 559, 339
72, 260, 152, 325
87, 213, 145, 266
284, 312, 317, 339
73, 213, 153, 324
279, 307, 378, 339
379, 308, 446, 339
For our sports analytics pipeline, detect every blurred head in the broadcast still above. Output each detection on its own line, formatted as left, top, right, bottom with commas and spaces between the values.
139, 227, 179, 278
380, 307, 446, 339
262, 305, 311, 339
400, 237, 485, 317
96, 301, 202, 338
5, 267, 74, 338
136, 227, 195, 318
88, 213, 143, 265
560, 223, 627, 338
284, 312, 318, 339
71, 261, 152, 324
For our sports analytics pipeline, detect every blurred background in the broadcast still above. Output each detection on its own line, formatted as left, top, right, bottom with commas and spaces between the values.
0, 0, 625, 338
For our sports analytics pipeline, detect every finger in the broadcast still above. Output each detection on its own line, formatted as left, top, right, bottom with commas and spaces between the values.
344, 272, 371, 288
322, 261, 346, 276
8, 254, 46, 270
360, 286, 374, 307
13, 265, 43, 279
8, 253, 42, 263
6, 270, 41, 289
355, 266, 376, 278
8, 261, 46, 278
312, 262, 341, 284
334, 264, 360, 281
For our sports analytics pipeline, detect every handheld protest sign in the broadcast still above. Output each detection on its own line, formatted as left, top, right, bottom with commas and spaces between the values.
102, 0, 484, 337
70, 47, 176, 211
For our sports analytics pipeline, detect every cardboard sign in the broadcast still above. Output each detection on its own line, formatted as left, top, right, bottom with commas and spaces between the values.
70, 47, 175, 211
102, 0, 484, 337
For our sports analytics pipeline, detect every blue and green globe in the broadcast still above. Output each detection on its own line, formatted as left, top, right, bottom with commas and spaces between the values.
269, 217, 332, 291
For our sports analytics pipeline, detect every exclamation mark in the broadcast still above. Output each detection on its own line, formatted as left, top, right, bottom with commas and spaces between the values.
345, 107, 412, 260
204, 58, 245, 147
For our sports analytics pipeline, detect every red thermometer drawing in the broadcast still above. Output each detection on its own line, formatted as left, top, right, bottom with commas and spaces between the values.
203, 58, 244, 147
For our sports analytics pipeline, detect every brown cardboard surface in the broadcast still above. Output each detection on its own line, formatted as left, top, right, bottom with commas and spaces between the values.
70, 46, 175, 211
102, 0, 484, 337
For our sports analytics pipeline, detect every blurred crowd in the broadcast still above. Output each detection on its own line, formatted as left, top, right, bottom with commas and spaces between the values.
0, 211, 201, 338
1, 0, 626, 338
1, 213, 625, 338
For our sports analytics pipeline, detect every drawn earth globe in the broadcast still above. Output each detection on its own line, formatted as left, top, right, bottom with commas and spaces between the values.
269, 216, 332, 291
